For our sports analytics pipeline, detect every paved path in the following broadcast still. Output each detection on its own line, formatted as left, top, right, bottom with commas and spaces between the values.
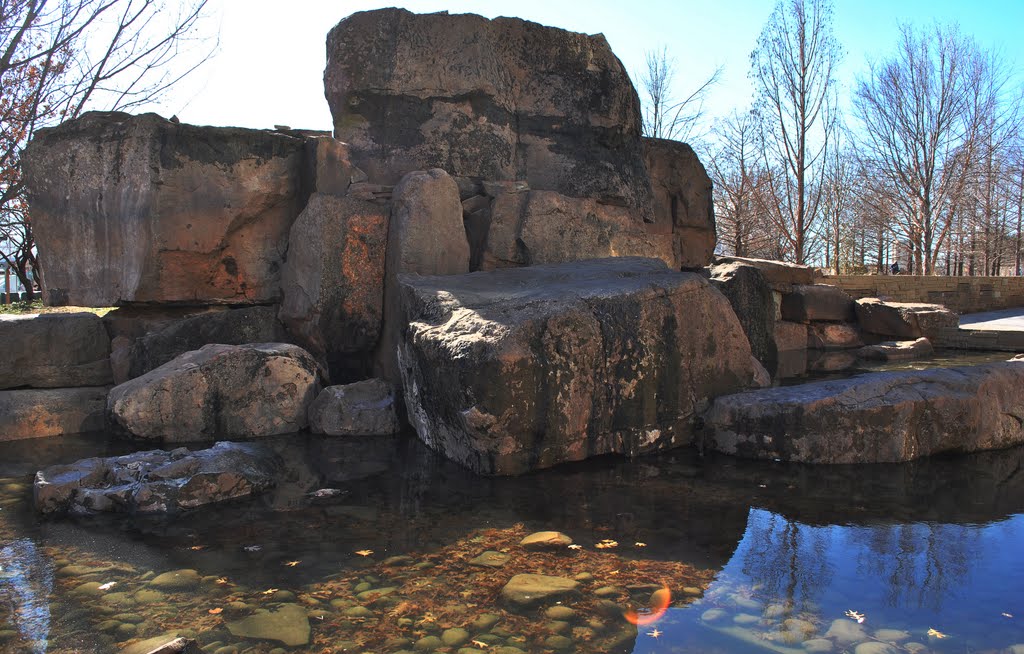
959, 308, 1024, 332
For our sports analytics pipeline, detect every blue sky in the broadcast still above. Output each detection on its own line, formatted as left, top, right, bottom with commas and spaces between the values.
161, 0, 1024, 133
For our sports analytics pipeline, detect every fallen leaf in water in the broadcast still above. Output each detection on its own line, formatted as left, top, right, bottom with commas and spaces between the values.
97, 582, 116, 591
471, 640, 489, 648
355, 549, 374, 557
215, 577, 229, 585
283, 560, 300, 567
845, 609, 865, 623
927, 628, 948, 639
261, 588, 279, 595
647, 628, 663, 638
635, 542, 647, 548
1002, 612, 1014, 618
595, 540, 619, 549
243, 545, 261, 552
567, 544, 583, 550
208, 607, 223, 615
189, 545, 205, 551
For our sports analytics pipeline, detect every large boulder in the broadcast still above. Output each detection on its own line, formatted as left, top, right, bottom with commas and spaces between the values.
108, 343, 322, 442
22, 112, 306, 306
643, 138, 716, 269
324, 9, 653, 219
0, 387, 109, 441
855, 298, 958, 340
0, 313, 111, 388
703, 360, 1024, 463
111, 306, 284, 384
708, 261, 776, 374
713, 256, 821, 290
807, 323, 863, 350
33, 441, 280, 515
278, 193, 388, 381
307, 379, 401, 436
399, 257, 766, 475
377, 169, 470, 381
780, 284, 855, 323
481, 189, 673, 270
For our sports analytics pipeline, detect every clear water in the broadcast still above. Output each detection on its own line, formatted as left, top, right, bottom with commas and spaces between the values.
1, 433, 1023, 653
776, 349, 1015, 386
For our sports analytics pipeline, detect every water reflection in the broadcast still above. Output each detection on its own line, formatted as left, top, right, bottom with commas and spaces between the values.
0, 434, 1022, 652
0, 539, 52, 653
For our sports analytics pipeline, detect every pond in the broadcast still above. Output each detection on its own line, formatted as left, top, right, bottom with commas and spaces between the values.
1, 432, 1023, 654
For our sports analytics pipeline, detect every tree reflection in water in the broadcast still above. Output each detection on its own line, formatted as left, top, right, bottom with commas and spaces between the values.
0, 538, 52, 653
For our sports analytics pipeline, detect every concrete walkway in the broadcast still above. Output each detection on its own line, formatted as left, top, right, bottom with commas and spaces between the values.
959, 308, 1024, 331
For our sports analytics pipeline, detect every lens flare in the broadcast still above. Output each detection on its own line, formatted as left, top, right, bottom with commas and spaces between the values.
623, 586, 671, 626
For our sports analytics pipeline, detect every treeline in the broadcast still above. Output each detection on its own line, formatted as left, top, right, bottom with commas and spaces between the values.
646, 0, 1024, 276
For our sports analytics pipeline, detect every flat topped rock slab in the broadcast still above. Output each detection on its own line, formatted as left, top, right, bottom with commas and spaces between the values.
713, 256, 822, 289
108, 343, 322, 442
703, 360, 1024, 464
33, 441, 281, 515
855, 298, 958, 339
399, 257, 765, 475
858, 337, 934, 362
0, 313, 112, 389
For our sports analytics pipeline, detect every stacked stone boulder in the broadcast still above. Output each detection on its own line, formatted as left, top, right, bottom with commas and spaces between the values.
0, 313, 112, 440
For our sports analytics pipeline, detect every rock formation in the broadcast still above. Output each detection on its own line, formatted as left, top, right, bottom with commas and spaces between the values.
0, 312, 112, 388
0, 387, 109, 441
22, 113, 310, 306
108, 343, 322, 441
33, 442, 280, 515
643, 138, 716, 269
399, 257, 767, 475
703, 360, 1024, 463
308, 379, 401, 436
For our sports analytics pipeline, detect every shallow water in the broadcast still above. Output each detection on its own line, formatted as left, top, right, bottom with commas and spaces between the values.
1, 433, 1023, 653
776, 348, 1015, 386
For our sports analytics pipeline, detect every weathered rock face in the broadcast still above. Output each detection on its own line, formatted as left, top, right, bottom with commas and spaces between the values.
807, 323, 863, 350
399, 257, 766, 475
111, 306, 284, 384
714, 256, 821, 290
377, 169, 470, 381
108, 343, 322, 442
643, 138, 716, 269
481, 189, 673, 271
22, 112, 306, 306
855, 298, 958, 340
0, 313, 111, 388
780, 284, 855, 323
308, 379, 401, 436
774, 321, 809, 353
703, 361, 1024, 463
0, 387, 109, 441
278, 193, 388, 381
325, 8, 653, 219
708, 261, 776, 373
33, 441, 280, 515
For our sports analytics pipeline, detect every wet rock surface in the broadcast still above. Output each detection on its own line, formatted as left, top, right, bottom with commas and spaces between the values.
33, 441, 280, 515
0, 386, 109, 441
857, 337, 934, 361
399, 257, 765, 475
307, 379, 401, 436
704, 360, 1024, 463
108, 343, 322, 442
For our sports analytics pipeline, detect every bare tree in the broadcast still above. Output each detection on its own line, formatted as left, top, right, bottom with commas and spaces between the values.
853, 23, 1017, 274
750, 0, 841, 265
819, 131, 856, 273
639, 46, 723, 145
0, 0, 215, 299
708, 108, 771, 257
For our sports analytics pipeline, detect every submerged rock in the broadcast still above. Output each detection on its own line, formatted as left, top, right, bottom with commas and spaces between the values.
857, 337, 934, 362
108, 343, 322, 442
520, 531, 573, 550
225, 603, 310, 646
704, 360, 1024, 463
33, 441, 280, 515
500, 574, 579, 608
400, 257, 766, 475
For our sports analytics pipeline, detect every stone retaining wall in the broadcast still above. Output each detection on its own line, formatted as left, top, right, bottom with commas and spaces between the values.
823, 275, 1024, 314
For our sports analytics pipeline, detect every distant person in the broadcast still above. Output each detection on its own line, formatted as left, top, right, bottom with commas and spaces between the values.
890, 262, 900, 275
